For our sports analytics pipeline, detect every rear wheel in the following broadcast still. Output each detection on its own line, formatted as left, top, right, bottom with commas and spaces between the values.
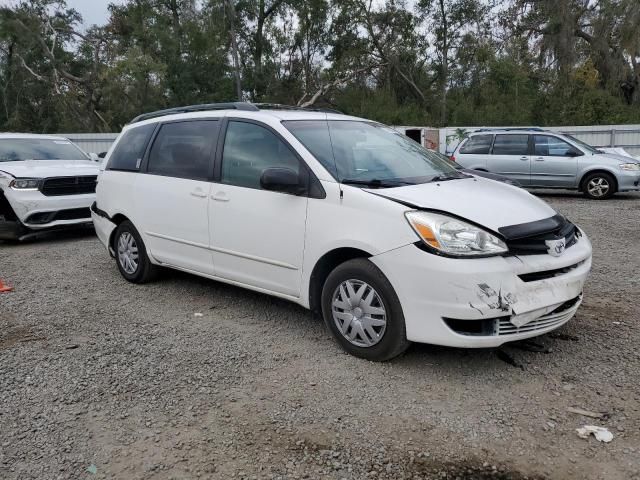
113, 221, 158, 283
583, 172, 616, 200
321, 258, 410, 361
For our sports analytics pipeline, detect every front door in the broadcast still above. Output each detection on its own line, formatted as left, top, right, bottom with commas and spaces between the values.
486, 134, 531, 186
134, 119, 219, 274
209, 120, 308, 297
530, 135, 579, 187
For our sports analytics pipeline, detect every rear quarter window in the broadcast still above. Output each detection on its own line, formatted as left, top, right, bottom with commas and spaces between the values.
459, 134, 493, 154
106, 123, 156, 172
146, 120, 218, 180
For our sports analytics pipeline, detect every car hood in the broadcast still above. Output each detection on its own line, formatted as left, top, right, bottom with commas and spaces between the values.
367, 176, 556, 231
0, 160, 100, 179
596, 152, 640, 163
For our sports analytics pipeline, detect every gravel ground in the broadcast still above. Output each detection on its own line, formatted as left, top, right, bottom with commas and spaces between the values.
1, 191, 639, 480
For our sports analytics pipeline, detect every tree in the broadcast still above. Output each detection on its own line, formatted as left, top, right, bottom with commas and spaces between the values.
0, 0, 111, 131
417, 0, 488, 125
1, 0, 640, 133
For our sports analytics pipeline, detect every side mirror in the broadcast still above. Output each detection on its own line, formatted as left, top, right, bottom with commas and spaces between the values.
260, 167, 303, 195
567, 149, 583, 157
98, 152, 107, 159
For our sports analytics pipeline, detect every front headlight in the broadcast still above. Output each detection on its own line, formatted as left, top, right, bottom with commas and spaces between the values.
405, 211, 508, 257
10, 178, 40, 190
620, 163, 640, 171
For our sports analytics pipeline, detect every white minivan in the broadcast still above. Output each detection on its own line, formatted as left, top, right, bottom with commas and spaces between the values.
92, 103, 592, 361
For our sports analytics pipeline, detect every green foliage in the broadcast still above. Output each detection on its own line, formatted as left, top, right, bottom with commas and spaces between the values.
0, 0, 638, 133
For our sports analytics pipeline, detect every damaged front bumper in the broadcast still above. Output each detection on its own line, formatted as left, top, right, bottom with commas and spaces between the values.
371, 231, 592, 348
2, 187, 94, 230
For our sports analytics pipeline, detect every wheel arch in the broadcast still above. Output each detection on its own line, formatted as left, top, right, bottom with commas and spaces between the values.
108, 213, 132, 249
579, 169, 618, 192
308, 247, 374, 313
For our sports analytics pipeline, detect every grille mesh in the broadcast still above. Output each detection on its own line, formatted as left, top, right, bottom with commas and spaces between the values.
497, 296, 582, 336
40, 176, 97, 196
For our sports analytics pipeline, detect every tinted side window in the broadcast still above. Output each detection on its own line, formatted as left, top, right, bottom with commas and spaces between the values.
221, 121, 300, 189
459, 135, 493, 154
106, 124, 155, 171
492, 135, 529, 155
534, 135, 574, 157
147, 121, 218, 180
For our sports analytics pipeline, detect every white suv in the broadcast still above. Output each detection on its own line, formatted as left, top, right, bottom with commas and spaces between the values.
0, 134, 100, 240
93, 103, 592, 361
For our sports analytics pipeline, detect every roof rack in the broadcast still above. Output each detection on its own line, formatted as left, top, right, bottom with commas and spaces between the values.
473, 127, 546, 132
129, 102, 259, 124
129, 102, 344, 124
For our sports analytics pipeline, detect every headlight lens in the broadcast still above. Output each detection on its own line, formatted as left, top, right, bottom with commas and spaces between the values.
10, 178, 40, 190
620, 163, 640, 171
405, 211, 508, 257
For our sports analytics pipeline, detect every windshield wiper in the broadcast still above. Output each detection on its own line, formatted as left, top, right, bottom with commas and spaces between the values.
429, 172, 468, 182
341, 178, 413, 188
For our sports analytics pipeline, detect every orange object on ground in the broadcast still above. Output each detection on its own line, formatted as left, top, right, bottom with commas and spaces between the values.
0, 279, 14, 293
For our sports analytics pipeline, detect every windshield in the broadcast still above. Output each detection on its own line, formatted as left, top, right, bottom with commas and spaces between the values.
283, 120, 459, 186
563, 134, 600, 154
0, 138, 89, 162
423, 148, 463, 169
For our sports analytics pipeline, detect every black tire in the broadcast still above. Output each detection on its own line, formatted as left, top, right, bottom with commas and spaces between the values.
0, 221, 28, 241
582, 172, 616, 200
321, 258, 410, 361
112, 220, 158, 283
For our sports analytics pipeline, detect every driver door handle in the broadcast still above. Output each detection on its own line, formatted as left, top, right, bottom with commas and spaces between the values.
534, 157, 545, 161
190, 189, 207, 198
519, 156, 529, 161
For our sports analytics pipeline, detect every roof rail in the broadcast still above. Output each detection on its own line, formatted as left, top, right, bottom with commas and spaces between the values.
473, 127, 546, 132
253, 103, 343, 114
129, 102, 345, 124
129, 102, 259, 124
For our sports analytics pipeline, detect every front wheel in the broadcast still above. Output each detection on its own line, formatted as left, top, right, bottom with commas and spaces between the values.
583, 172, 616, 200
321, 258, 410, 361
113, 220, 158, 283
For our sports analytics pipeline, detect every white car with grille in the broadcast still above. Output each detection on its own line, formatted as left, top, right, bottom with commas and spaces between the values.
0, 134, 99, 240
92, 103, 593, 361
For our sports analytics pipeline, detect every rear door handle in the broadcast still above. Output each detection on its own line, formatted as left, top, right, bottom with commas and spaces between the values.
211, 191, 229, 202
190, 190, 207, 198
534, 157, 545, 162
519, 156, 529, 161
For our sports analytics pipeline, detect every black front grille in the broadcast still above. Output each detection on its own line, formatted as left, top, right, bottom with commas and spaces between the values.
40, 176, 97, 196
518, 261, 585, 282
500, 214, 580, 256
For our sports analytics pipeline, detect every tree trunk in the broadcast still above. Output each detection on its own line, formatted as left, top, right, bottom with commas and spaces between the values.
168, 0, 183, 55
226, 0, 243, 100
439, 0, 448, 126
254, 0, 266, 99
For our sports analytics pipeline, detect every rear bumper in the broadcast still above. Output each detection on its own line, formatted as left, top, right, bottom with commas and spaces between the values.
371, 231, 592, 348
